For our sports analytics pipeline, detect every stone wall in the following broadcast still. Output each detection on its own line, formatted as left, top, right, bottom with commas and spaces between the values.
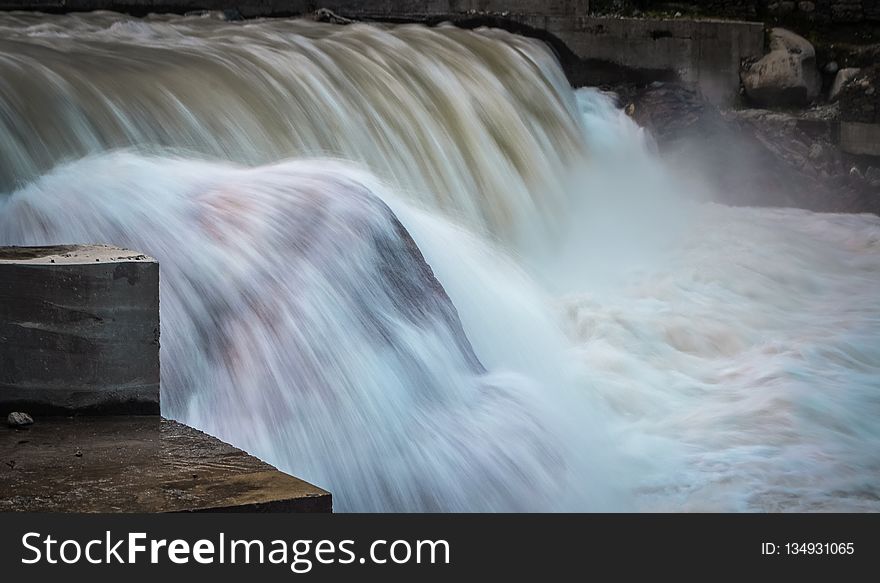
591, 1, 880, 22
774, 0, 880, 23
716, 0, 880, 23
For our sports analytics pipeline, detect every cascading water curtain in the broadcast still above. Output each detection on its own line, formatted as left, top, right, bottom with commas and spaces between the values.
2, 12, 879, 511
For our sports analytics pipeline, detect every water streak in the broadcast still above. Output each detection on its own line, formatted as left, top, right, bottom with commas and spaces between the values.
1, 12, 879, 511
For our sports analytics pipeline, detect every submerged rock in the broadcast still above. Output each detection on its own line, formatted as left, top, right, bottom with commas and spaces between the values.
741, 28, 821, 107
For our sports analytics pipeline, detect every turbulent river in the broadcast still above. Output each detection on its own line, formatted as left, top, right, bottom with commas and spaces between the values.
1, 11, 878, 511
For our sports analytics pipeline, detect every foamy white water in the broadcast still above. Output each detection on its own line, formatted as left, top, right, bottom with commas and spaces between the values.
1, 12, 878, 511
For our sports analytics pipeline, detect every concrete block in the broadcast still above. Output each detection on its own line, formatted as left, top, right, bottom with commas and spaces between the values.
840, 121, 880, 156
0, 416, 332, 512
0, 245, 159, 415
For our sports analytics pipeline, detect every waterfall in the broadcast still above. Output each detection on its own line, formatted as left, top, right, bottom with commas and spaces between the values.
1, 12, 879, 511
0, 11, 584, 246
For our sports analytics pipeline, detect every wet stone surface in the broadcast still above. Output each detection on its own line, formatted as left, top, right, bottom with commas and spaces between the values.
0, 416, 331, 512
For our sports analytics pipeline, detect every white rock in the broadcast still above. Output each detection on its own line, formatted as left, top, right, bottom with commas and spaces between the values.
829, 68, 861, 102
7, 412, 33, 428
741, 28, 821, 107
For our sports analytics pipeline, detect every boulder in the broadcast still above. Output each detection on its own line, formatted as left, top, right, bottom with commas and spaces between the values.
741, 28, 821, 107
830, 68, 861, 102
7, 411, 33, 428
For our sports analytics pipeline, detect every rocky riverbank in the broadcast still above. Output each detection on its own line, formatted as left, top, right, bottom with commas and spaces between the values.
616, 81, 880, 214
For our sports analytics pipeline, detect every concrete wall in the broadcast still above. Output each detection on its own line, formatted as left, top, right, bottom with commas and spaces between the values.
0, 245, 159, 415
525, 16, 764, 103
840, 121, 880, 156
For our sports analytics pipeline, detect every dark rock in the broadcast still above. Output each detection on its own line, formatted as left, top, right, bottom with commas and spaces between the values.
798, 1, 816, 12
314, 8, 356, 25
839, 64, 880, 123
629, 83, 718, 143
629, 81, 880, 214
831, 2, 865, 23
779, 1, 797, 15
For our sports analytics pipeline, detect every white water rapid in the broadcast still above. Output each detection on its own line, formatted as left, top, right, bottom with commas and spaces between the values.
1, 11, 878, 511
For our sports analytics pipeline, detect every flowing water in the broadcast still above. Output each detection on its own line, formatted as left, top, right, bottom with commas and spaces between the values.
1, 11, 878, 511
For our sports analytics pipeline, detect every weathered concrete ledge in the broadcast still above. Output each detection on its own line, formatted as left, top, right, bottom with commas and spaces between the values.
0, 416, 331, 512
0, 245, 159, 415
